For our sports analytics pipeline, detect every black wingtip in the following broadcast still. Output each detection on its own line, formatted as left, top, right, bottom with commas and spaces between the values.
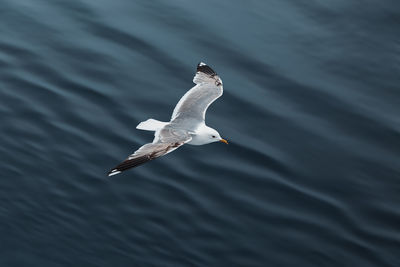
107, 155, 151, 176
197, 62, 217, 76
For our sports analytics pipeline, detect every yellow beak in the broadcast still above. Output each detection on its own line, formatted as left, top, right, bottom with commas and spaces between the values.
220, 138, 228, 144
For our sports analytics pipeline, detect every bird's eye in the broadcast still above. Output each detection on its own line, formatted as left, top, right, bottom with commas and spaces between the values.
212, 135, 216, 138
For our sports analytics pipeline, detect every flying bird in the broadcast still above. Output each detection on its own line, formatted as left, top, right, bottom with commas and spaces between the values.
108, 62, 227, 176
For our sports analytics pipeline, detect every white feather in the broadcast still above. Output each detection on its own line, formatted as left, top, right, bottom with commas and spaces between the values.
136, 119, 168, 131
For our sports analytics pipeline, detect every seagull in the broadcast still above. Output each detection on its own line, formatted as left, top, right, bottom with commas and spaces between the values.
108, 62, 228, 176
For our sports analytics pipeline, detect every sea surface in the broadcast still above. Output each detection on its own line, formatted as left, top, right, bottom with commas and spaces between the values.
1, 1, 399, 266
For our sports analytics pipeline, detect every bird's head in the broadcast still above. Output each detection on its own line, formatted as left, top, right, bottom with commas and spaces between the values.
205, 126, 228, 144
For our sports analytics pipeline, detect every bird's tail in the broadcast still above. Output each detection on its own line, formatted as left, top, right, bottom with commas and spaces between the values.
136, 119, 167, 131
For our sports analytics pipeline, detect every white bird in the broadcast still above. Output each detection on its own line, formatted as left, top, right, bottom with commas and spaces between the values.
108, 62, 228, 176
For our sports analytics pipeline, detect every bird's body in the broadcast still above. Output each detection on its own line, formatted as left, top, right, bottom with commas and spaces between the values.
108, 62, 227, 176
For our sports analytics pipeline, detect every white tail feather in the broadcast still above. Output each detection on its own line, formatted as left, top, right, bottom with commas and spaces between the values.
136, 119, 167, 131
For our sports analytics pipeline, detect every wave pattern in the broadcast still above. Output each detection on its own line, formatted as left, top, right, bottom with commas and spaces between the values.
0, 0, 399, 266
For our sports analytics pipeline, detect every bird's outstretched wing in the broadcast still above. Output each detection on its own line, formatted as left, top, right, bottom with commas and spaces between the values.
108, 128, 192, 176
170, 62, 223, 129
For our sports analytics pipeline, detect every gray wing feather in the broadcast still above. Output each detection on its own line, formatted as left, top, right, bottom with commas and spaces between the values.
108, 128, 191, 176
170, 63, 223, 129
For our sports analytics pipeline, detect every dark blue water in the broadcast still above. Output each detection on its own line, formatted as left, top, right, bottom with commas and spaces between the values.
1, 1, 400, 266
